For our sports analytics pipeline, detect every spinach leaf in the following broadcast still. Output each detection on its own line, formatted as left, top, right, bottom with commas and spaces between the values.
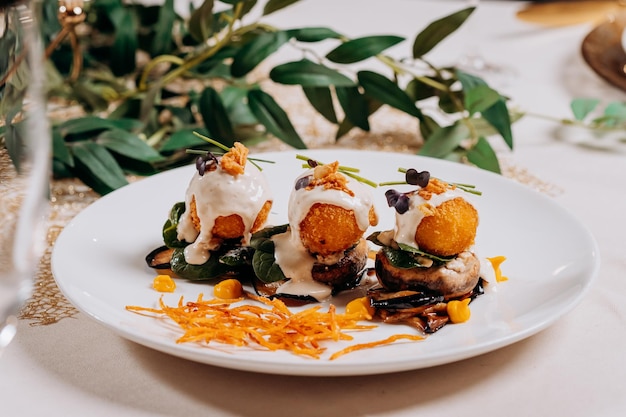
396, 243, 455, 263
250, 224, 289, 283
382, 246, 433, 269
162, 202, 188, 248
250, 224, 289, 247
220, 246, 255, 267
369, 231, 454, 266
170, 247, 236, 281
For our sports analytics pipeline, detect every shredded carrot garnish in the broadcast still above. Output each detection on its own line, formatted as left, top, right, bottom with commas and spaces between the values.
329, 334, 425, 360
126, 291, 384, 359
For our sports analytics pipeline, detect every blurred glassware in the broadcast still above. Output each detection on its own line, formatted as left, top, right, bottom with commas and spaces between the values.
455, 0, 517, 86
0, 0, 50, 354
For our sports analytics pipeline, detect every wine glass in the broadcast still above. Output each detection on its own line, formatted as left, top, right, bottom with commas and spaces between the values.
0, 0, 50, 354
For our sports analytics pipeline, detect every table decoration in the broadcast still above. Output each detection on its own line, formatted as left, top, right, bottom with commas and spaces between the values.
516, 1, 623, 27
581, 11, 626, 92
35, 0, 514, 195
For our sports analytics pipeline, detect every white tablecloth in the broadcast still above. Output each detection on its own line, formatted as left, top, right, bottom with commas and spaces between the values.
3, 1, 626, 416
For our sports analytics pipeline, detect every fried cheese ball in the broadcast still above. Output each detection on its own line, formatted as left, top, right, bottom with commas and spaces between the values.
299, 203, 377, 257
190, 196, 272, 240
415, 197, 478, 257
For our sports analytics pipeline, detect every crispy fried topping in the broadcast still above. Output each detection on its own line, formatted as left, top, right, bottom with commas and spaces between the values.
418, 203, 436, 217
417, 178, 454, 200
307, 161, 354, 196
220, 142, 248, 176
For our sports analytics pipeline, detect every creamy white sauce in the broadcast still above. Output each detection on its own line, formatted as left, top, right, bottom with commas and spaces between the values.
272, 229, 332, 301
288, 169, 375, 246
393, 187, 464, 248
177, 161, 272, 264
269, 169, 376, 301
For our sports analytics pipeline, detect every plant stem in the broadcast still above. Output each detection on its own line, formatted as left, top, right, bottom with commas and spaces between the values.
376, 54, 448, 91
520, 110, 626, 132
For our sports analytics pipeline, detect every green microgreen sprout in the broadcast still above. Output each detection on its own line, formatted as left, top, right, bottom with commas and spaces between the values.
295, 154, 378, 188
190, 131, 275, 171
379, 167, 482, 195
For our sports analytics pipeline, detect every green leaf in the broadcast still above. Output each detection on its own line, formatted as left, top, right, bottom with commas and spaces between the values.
286, 27, 342, 42
151, 0, 176, 56
269, 59, 355, 87
170, 247, 237, 281
188, 0, 214, 43
455, 69, 486, 90
482, 100, 513, 150
405, 77, 437, 102
464, 85, 501, 116
247, 89, 307, 149
236, 0, 258, 19
413, 7, 474, 58
357, 70, 423, 120
198, 86, 236, 147
603, 101, 626, 117
419, 114, 440, 142
336, 86, 370, 131
382, 246, 437, 269
303, 86, 338, 124
570, 98, 600, 121
334, 98, 384, 140
159, 128, 211, 153
231, 31, 290, 78
603, 101, 626, 120
326, 35, 405, 64
71, 81, 110, 112
108, 7, 138, 76
162, 202, 188, 248
469, 111, 524, 139
52, 129, 74, 167
3, 108, 24, 172
96, 129, 165, 162
252, 236, 288, 283
263, 0, 301, 15
466, 136, 501, 173
396, 243, 454, 263
220, 246, 255, 267
221, 85, 258, 125
418, 121, 469, 159
250, 224, 289, 246
456, 70, 513, 149
70, 141, 129, 193
58, 116, 143, 137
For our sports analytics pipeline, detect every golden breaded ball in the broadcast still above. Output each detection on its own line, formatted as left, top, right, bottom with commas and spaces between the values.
251, 200, 272, 233
415, 197, 478, 257
299, 203, 363, 256
212, 214, 246, 239
190, 196, 272, 240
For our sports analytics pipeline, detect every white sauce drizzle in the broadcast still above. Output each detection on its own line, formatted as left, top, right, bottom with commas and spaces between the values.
270, 169, 376, 301
393, 187, 465, 248
177, 161, 272, 264
287, 169, 375, 247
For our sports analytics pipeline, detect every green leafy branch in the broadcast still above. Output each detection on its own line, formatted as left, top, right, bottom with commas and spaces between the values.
519, 98, 626, 133
4, 0, 516, 195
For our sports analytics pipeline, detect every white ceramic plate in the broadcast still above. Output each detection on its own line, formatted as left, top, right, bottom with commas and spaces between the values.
51, 150, 599, 376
